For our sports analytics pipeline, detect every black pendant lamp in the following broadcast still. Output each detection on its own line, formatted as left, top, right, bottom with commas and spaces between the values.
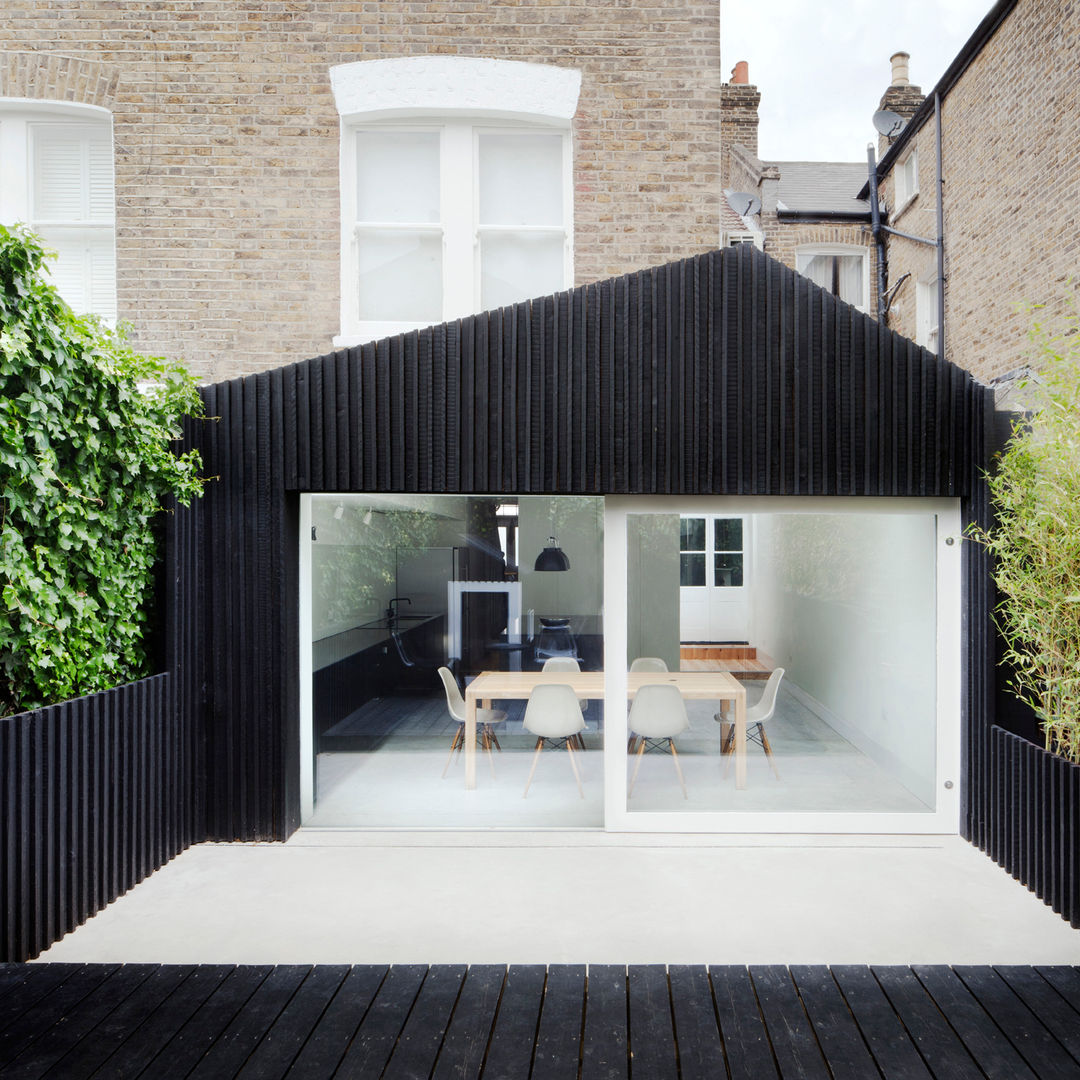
534, 535, 570, 572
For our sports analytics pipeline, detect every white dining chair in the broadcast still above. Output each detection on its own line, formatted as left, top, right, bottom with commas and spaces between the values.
627, 683, 690, 798
717, 667, 785, 779
629, 656, 669, 673
542, 656, 588, 748
522, 683, 587, 799
437, 666, 506, 780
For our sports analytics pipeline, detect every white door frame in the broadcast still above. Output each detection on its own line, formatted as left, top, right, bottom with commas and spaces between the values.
604, 495, 963, 834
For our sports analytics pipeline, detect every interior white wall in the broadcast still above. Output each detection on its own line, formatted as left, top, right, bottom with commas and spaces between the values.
750, 512, 938, 807
518, 497, 604, 622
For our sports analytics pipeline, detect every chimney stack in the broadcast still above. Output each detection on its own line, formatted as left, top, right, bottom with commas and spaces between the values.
890, 51, 911, 87
731, 60, 749, 85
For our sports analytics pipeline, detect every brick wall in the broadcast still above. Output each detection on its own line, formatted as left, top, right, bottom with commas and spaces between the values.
880, 0, 1080, 382
1, 3, 720, 382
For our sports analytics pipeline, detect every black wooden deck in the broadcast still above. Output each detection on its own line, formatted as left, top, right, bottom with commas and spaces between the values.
1, 964, 1079, 1079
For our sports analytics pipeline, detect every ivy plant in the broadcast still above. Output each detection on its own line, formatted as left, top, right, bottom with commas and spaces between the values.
974, 304, 1080, 763
0, 225, 204, 715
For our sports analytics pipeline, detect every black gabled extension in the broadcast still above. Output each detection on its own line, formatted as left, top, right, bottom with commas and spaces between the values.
171, 244, 989, 840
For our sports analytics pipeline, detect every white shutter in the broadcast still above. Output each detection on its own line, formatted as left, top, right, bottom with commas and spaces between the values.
87, 136, 114, 222
32, 130, 85, 220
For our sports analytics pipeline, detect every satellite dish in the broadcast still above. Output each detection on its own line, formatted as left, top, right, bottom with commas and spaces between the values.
728, 192, 761, 217
873, 109, 907, 137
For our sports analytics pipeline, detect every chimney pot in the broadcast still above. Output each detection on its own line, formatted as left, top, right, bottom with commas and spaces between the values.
890, 51, 911, 87
731, 60, 749, 85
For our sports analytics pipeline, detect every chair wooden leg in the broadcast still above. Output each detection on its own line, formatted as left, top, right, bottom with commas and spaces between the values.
760, 725, 781, 779
628, 737, 647, 796
566, 740, 585, 799
442, 725, 463, 778
490, 729, 502, 752
669, 739, 688, 799
627, 735, 638, 755
719, 722, 733, 754
483, 726, 496, 779
523, 737, 545, 798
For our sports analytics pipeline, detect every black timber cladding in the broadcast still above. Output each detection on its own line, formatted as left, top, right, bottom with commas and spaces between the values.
180, 244, 992, 840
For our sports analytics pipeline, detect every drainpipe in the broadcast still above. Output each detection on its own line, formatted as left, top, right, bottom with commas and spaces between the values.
867, 144, 888, 319
935, 91, 945, 361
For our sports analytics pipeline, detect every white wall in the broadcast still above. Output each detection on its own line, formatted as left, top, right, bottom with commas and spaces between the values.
751, 512, 938, 807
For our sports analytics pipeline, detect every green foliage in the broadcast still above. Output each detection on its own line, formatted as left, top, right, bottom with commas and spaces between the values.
0, 225, 204, 715
974, 304, 1080, 763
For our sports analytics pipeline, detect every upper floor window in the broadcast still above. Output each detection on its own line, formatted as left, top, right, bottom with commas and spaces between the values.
895, 147, 919, 213
330, 57, 581, 346
0, 104, 116, 321
344, 120, 571, 342
795, 245, 868, 313
917, 274, 939, 354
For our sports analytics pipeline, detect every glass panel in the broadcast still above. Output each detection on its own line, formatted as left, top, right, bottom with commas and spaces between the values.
628, 510, 937, 816
480, 231, 565, 310
356, 131, 440, 223
714, 518, 742, 552
713, 553, 743, 587
680, 517, 705, 551
680, 553, 705, 587
797, 253, 864, 308
35, 226, 116, 320
307, 495, 604, 827
478, 133, 563, 226
357, 229, 442, 321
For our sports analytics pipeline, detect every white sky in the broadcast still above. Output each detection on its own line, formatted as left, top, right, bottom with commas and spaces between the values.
721, 0, 996, 162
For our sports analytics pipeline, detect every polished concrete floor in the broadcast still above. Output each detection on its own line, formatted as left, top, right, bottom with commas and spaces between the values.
34, 832, 1080, 967
309, 685, 930, 827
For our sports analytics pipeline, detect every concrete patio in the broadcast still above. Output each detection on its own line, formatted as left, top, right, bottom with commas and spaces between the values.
33, 832, 1080, 967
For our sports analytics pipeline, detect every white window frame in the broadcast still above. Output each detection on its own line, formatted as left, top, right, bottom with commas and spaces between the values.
0, 100, 116, 322
917, 273, 940, 354
794, 244, 871, 314
895, 147, 919, 216
339, 117, 573, 345
330, 57, 581, 348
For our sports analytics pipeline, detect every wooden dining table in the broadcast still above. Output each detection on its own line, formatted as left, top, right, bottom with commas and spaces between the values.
463, 669, 748, 791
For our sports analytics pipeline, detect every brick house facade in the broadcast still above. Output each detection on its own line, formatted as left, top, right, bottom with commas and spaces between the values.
872, 0, 1080, 385
0, 2, 720, 383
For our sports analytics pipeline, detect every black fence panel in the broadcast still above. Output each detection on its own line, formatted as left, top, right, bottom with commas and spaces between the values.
188, 245, 988, 841
0, 674, 197, 962
984, 728, 1080, 927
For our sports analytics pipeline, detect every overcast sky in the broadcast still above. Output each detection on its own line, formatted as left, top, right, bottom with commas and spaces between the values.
721, 0, 995, 162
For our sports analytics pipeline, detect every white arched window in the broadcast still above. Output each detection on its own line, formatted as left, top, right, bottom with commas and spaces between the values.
0, 102, 116, 321
330, 58, 581, 346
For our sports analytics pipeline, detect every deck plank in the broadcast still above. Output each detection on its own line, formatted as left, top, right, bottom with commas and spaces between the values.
382, 964, 466, 1080
709, 965, 778, 1080
144, 965, 274, 1080
482, 964, 546, 1080
790, 966, 880, 1080
872, 966, 983, 1080
0, 964, 157, 1080
627, 965, 677, 1080
48, 965, 195, 1080
830, 965, 931, 1080
954, 966, 1080, 1080
996, 967, 1080, 1067
667, 965, 724, 1080
0, 967, 89, 1041
0, 967, 108, 1070
912, 965, 1039, 1080
236, 965, 351, 1080
1036, 967, 1080, 1012
430, 965, 506, 1080
580, 965, 627, 1080
283, 966, 387, 1080
749, 965, 830, 1080
532, 965, 586, 1080
332, 964, 427, 1079
185, 965, 312, 1080
87, 965, 232, 1080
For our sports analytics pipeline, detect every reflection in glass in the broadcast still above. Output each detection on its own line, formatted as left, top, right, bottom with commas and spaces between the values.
307, 495, 603, 828
714, 553, 743, 587
680, 553, 705, 587
714, 518, 743, 552
680, 517, 705, 551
